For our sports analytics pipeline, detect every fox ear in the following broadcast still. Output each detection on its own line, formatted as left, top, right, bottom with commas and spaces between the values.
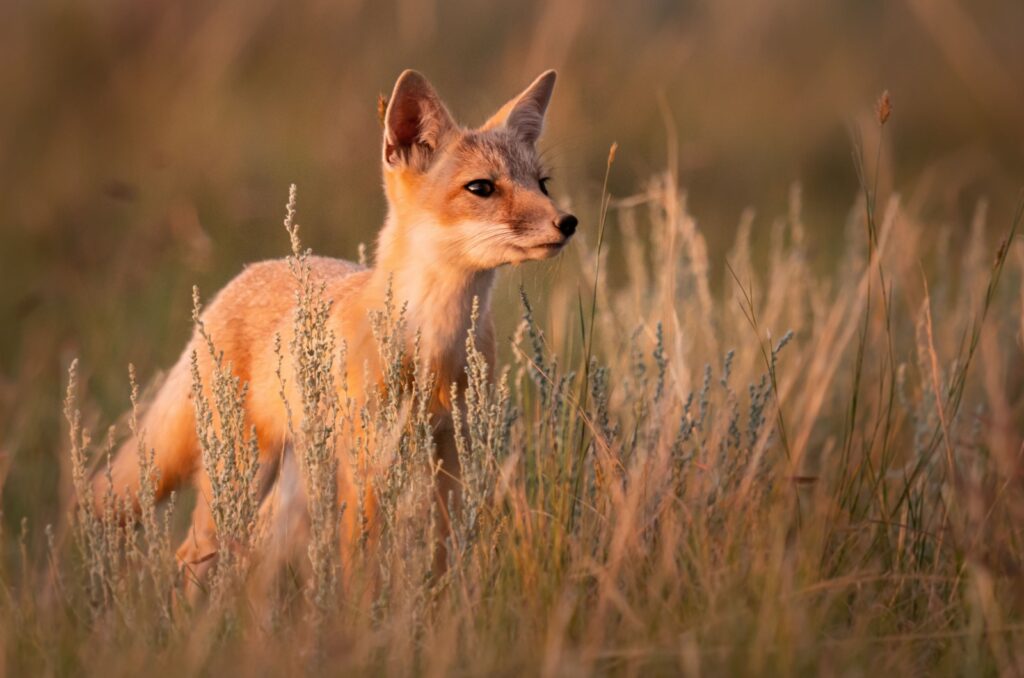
383, 70, 456, 168
482, 70, 556, 145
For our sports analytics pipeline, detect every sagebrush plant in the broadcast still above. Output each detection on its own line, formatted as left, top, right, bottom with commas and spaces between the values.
51, 359, 179, 648
189, 287, 262, 602
279, 183, 341, 622
3, 112, 1024, 675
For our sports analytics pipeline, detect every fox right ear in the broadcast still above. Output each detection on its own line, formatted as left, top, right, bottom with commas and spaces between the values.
482, 70, 557, 145
383, 70, 456, 168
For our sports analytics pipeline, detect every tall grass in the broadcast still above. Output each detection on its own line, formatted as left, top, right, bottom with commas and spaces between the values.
2, 147, 1023, 675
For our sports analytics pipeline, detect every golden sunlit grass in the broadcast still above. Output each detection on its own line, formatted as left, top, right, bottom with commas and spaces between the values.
3, 112, 1024, 676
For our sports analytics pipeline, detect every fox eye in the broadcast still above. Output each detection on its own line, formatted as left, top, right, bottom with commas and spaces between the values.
539, 177, 551, 196
464, 179, 495, 198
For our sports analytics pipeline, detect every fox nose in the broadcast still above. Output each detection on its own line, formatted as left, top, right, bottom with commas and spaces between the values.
556, 214, 578, 237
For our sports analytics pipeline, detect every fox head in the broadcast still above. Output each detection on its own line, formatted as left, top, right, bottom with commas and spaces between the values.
377, 69, 576, 272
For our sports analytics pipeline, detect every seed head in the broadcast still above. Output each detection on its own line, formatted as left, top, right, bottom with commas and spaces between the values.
876, 90, 892, 126
378, 94, 389, 127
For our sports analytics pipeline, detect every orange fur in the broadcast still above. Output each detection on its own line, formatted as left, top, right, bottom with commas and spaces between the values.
95, 69, 575, 590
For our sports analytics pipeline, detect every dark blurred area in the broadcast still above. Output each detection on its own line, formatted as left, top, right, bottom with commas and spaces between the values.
1, 0, 1022, 524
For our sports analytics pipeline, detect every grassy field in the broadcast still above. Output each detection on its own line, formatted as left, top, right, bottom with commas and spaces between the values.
4, 154, 1023, 674
2, 1, 1024, 675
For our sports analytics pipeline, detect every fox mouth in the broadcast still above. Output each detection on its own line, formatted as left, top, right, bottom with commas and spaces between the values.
508, 231, 572, 262
533, 238, 570, 253
538, 240, 567, 249
519, 238, 570, 260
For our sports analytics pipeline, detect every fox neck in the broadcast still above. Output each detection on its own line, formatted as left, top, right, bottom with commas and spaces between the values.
369, 215, 495, 399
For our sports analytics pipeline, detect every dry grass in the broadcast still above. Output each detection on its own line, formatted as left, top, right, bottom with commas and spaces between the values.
1, 108, 1021, 674
2, 7, 1024, 668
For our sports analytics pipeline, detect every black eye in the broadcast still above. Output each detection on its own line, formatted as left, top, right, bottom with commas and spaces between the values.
539, 177, 551, 196
465, 179, 495, 197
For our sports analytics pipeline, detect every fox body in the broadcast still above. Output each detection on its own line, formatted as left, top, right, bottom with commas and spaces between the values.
95, 69, 576, 586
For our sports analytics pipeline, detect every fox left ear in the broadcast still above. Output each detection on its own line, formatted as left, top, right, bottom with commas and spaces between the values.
482, 70, 556, 145
383, 70, 457, 168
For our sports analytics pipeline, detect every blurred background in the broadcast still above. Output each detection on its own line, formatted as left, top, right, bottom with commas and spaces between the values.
2, 0, 1023, 526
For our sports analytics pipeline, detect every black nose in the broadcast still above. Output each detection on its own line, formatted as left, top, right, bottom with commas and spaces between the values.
557, 214, 578, 236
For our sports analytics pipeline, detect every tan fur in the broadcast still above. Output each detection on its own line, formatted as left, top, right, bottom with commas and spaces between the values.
95, 69, 574, 591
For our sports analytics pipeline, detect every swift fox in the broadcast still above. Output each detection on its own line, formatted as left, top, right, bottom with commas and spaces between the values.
95, 69, 576, 586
